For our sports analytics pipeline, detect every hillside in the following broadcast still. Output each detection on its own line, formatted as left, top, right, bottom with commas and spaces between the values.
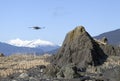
94, 29, 120, 46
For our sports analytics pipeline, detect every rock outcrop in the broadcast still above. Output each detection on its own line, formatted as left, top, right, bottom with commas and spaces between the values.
52, 26, 108, 67
46, 26, 120, 79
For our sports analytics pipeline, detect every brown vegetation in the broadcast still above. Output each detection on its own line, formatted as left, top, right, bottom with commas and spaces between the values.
0, 54, 50, 77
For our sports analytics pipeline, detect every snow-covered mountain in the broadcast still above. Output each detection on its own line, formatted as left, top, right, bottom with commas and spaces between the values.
7, 38, 56, 48
6, 38, 60, 52
0, 42, 44, 56
0, 39, 60, 56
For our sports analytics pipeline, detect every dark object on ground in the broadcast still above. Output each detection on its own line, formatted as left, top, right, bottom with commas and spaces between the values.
0, 53, 5, 57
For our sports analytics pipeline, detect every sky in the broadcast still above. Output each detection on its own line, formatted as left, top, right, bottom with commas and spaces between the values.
0, 0, 120, 45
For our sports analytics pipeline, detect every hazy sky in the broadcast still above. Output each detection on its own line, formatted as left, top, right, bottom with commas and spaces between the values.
0, 0, 120, 45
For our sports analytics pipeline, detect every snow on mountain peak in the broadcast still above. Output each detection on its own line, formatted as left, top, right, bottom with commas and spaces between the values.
7, 38, 56, 48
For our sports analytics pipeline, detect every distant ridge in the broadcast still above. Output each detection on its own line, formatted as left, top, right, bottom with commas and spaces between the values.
0, 39, 60, 55
7, 38, 60, 52
0, 42, 44, 56
94, 29, 120, 46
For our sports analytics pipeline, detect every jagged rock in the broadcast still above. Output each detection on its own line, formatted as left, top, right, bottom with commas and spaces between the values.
46, 26, 108, 79
45, 26, 120, 79
95, 37, 120, 56
44, 64, 60, 78
29, 77, 38, 81
101, 37, 108, 44
57, 63, 80, 79
101, 44, 120, 56
51, 26, 107, 67
19, 73, 29, 78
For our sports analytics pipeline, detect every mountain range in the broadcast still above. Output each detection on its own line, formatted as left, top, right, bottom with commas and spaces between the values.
7, 38, 59, 52
0, 28, 120, 56
0, 39, 59, 56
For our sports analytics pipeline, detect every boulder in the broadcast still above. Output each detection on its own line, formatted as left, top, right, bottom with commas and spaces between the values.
44, 64, 60, 78
19, 73, 29, 78
101, 37, 108, 44
57, 63, 80, 79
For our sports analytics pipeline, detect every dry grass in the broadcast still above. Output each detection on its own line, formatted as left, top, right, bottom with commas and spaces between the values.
86, 56, 120, 74
102, 56, 120, 69
0, 54, 50, 77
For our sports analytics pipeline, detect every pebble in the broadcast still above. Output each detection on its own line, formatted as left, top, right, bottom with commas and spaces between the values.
19, 73, 29, 78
